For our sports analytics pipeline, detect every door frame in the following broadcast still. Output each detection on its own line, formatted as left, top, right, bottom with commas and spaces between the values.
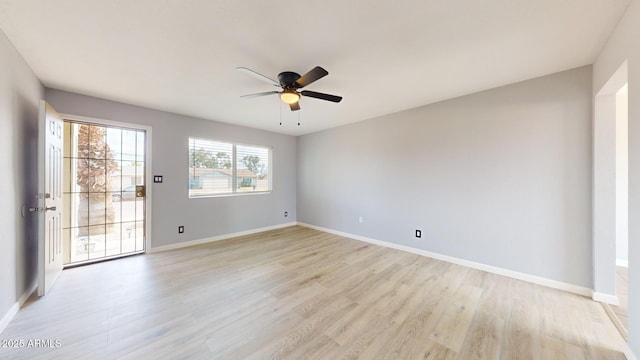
593, 60, 628, 304
61, 113, 153, 255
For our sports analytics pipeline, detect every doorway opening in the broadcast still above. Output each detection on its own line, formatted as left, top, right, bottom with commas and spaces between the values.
593, 60, 628, 340
62, 120, 147, 266
611, 83, 629, 335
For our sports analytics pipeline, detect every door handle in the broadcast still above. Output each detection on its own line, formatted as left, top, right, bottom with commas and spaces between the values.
28, 206, 57, 212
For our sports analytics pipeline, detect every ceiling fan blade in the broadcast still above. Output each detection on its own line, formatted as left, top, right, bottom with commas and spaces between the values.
240, 91, 279, 98
294, 66, 329, 88
300, 90, 342, 103
236, 67, 280, 87
289, 102, 300, 111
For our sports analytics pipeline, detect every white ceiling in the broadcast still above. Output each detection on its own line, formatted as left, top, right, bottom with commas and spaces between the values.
0, 1, 631, 136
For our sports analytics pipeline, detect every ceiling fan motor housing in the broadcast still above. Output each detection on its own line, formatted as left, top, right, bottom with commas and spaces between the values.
278, 71, 301, 88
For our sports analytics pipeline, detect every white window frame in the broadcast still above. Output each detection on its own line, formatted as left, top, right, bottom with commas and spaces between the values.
188, 137, 272, 198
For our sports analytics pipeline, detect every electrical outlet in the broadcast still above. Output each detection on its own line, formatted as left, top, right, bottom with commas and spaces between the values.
415, 229, 422, 238
358, 216, 364, 223
178, 226, 184, 234
284, 211, 288, 218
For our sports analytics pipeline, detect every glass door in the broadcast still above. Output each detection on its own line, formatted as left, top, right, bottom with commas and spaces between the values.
62, 121, 146, 265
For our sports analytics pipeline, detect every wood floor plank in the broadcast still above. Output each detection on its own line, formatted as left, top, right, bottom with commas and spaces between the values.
430, 285, 483, 352
322, 302, 382, 346
0, 226, 627, 359
457, 309, 505, 360
245, 295, 356, 359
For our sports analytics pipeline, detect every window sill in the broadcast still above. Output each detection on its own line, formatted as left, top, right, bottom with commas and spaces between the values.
189, 191, 272, 199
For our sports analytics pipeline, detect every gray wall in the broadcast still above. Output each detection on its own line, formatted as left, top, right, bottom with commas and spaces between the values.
298, 66, 593, 288
593, 0, 639, 355
45, 89, 297, 248
0, 30, 44, 319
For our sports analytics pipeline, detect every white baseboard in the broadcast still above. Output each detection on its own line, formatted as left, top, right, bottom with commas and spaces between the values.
149, 222, 298, 253
593, 292, 620, 305
298, 222, 593, 298
626, 344, 639, 360
0, 281, 37, 335
617, 259, 629, 267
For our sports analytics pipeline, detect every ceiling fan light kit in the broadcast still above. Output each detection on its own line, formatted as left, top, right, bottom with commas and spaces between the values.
280, 89, 300, 104
237, 66, 342, 112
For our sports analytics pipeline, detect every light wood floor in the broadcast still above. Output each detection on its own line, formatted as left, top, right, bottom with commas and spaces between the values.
605, 266, 629, 340
0, 226, 626, 359
614, 266, 629, 328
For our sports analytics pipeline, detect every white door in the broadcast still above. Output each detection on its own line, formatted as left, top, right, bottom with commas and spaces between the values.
37, 100, 64, 296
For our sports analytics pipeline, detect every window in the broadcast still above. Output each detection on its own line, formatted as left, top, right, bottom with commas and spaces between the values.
188, 137, 271, 197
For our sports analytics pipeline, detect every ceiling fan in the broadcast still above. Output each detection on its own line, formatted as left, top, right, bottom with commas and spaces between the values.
237, 66, 342, 111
